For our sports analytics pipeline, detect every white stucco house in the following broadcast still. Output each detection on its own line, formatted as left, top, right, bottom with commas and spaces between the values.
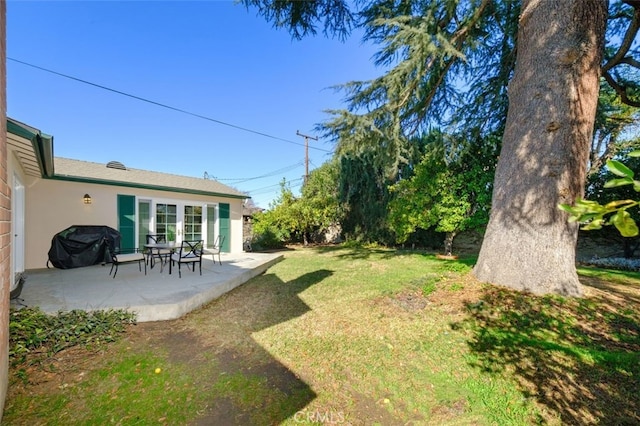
7, 117, 248, 284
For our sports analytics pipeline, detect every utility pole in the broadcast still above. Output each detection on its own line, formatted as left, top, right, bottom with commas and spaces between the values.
296, 130, 318, 182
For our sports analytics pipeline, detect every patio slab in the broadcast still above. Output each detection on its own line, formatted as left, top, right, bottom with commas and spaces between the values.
12, 252, 283, 322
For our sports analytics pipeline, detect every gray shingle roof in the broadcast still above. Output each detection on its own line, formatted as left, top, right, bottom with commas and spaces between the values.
54, 157, 247, 199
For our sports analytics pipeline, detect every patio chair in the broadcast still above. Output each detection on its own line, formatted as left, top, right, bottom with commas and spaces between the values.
146, 234, 172, 269
170, 240, 203, 278
109, 247, 146, 279
205, 235, 225, 265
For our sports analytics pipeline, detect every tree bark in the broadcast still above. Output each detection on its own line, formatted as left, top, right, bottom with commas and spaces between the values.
473, 0, 608, 296
444, 232, 456, 257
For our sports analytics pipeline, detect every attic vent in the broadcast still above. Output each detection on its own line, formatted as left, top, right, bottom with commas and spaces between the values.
106, 161, 127, 170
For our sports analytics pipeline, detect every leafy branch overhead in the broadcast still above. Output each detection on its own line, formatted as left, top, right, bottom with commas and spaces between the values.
560, 152, 640, 237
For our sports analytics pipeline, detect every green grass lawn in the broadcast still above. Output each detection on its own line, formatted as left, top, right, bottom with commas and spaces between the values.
4, 246, 640, 425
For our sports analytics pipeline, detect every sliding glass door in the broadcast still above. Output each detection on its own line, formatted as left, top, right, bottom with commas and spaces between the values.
156, 203, 178, 241
183, 205, 203, 241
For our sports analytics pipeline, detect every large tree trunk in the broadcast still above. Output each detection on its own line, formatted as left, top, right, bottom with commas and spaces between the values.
473, 0, 608, 296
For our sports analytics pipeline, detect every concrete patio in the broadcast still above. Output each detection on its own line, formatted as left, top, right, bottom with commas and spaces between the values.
11, 252, 283, 322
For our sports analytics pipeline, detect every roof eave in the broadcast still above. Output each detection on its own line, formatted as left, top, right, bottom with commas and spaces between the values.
7, 119, 55, 177
48, 174, 248, 199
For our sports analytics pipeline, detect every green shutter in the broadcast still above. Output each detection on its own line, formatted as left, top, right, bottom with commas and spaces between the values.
219, 203, 230, 252
117, 194, 136, 250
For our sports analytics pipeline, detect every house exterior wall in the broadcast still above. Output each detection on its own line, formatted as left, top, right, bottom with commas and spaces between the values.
26, 178, 244, 270
0, 1, 8, 416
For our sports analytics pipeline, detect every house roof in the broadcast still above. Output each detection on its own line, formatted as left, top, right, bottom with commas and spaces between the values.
53, 157, 248, 199
243, 205, 264, 216
7, 117, 247, 199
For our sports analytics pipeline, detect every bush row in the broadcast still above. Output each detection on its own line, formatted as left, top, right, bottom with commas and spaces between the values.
578, 256, 640, 272
10, 307, 136, 366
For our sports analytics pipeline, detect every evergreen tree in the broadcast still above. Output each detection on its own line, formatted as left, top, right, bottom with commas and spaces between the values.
338, 150, 395, 243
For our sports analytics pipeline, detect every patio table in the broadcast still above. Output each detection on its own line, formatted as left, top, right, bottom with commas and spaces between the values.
144, 241, 177, 272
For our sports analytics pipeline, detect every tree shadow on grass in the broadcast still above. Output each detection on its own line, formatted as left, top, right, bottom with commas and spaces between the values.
186, 269, 334, 425
452, 281, 640, 424
312, 244, 399, 260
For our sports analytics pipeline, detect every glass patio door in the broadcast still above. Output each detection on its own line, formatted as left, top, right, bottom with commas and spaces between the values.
183, 205, 203, 241
156, 203, 177, 242
145, 201, 207, 245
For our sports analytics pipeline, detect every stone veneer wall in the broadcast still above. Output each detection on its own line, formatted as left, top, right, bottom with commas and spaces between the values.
0, 2, 8, 417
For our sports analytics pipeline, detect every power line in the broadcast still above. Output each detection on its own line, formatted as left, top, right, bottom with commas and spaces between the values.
216, 160, 304, 183
246, 179, 304, 195
9, 57, 334, 153
250, 180, 304, 207
245, 177, 304, 195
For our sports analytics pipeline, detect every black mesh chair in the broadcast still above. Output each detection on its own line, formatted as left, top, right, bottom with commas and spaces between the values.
170, 240, 204, 278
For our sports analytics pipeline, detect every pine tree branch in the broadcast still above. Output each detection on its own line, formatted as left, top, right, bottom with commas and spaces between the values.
620, 56, 640, 69
397, 0, 492, 132
602, 4, 640, 72
603, 70, 640, 107
622, 1, 640, 10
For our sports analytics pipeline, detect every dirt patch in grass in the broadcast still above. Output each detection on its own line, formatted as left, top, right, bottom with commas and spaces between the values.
389, 290, 430, 311
381, 272, 487, 315
349, 390, 409, 426
430, 398, 469, 419
8, 343, 114, 402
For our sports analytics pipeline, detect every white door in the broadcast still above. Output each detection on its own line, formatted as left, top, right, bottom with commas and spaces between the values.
12, 174, 25, 289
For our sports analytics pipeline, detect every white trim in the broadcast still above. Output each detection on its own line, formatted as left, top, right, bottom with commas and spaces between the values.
12, 173, 25, 290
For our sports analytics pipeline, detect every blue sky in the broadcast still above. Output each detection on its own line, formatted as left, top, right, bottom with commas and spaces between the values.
7, 1, 379, 208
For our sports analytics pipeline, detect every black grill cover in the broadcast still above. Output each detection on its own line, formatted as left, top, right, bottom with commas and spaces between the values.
47, 225, 121, 269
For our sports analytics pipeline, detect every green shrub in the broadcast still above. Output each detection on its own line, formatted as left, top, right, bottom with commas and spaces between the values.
251, 225, 287, 250
10, 307, 136, 366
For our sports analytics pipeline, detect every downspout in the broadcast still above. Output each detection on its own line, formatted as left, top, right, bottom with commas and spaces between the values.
32, 133, 54, 178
